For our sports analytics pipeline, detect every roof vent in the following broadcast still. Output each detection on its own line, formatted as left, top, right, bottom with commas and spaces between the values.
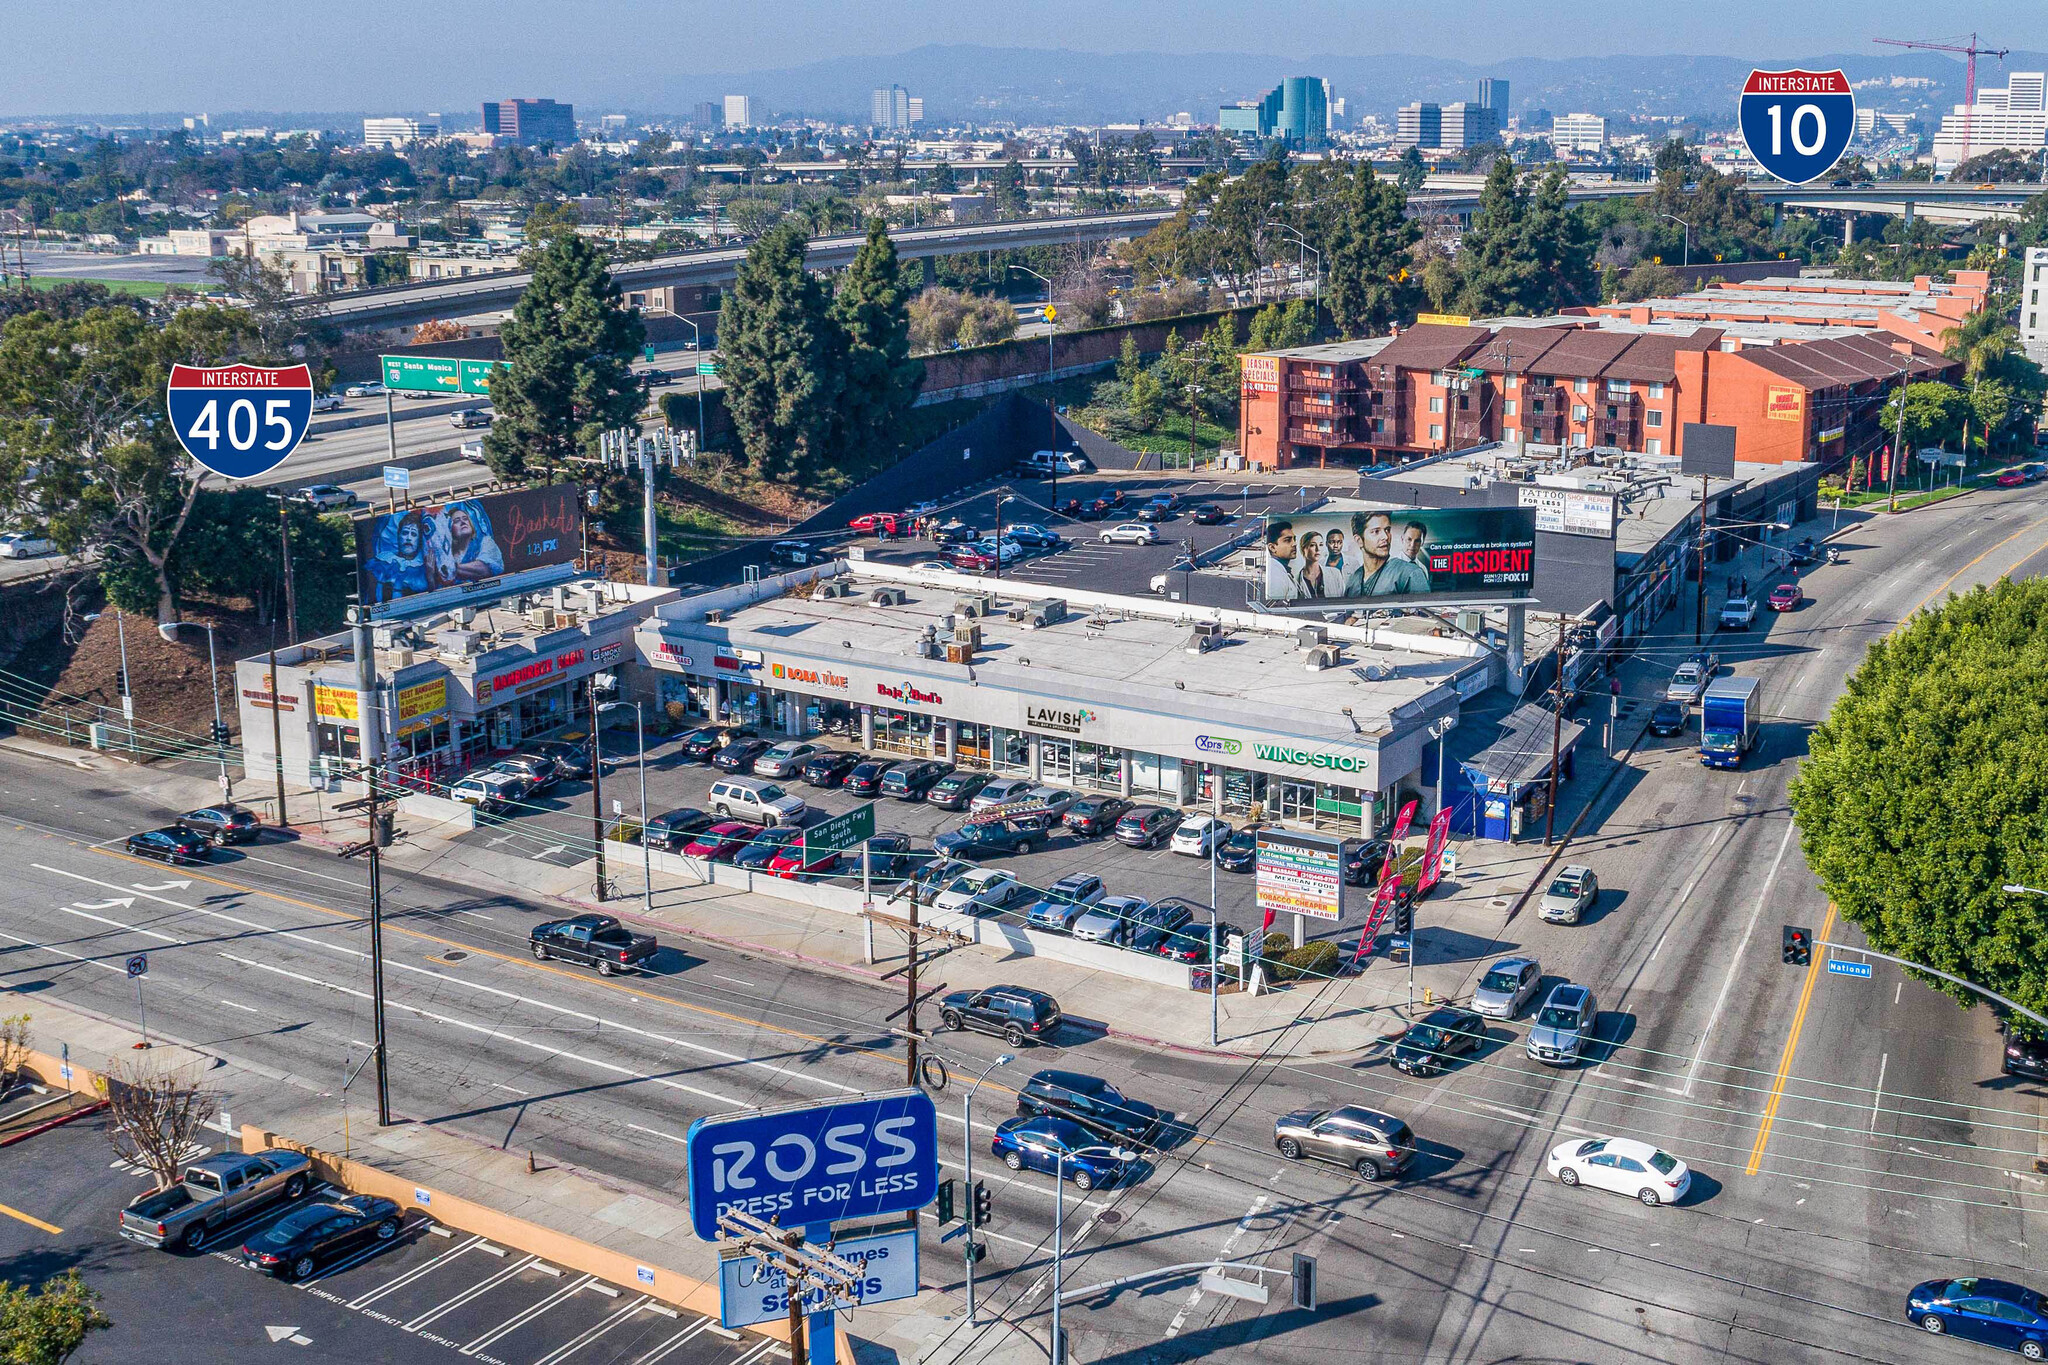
1024, 597, 1067, 628
1305, 643, 1344, 671
1296, 624, 1329, 648
869, 587, 907, 607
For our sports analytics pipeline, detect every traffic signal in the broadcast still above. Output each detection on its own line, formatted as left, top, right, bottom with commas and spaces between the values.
971, 1180, 992, 1228
935, 1177, 957, 1225
1393, 900, 1413, 937
210, 722, 231, 747
1291, 1253, 1318, 1311
1782, 925, 1812, 966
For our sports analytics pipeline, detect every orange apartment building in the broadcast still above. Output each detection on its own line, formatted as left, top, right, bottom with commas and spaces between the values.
1576, 271, 1990, 352
1238, 317, 1958, 471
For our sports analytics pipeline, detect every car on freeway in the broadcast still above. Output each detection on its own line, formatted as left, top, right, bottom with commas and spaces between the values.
310, 393, 344, 413
1539, 865, 1600, 924
1017, 1069, 1164, 1148
241, 1195, 402, 1280
939, 985, 1062, 1045
679, 724, 755, 762
1906, 1277, 2048, 1354
175, 803, 261, 845
458, 439, 486, 462
641, 807, 714, 851
712, 737, 773, 773
934, 813, 1056, 860
1527, 983, 1599, 1066
1170, 813, 1230, 857
0, 532, 57, 559
297, 484, 358, 511
1392, 1006, 1486, 1077
1005, 523, 1063, 549
681, 821, 763, 862
749, 741, 823, 779
1274, 1104, 1416, 1182
766, 840, 838, 879
525, 739, 594, 779
640, 368, 673, 387
125, 826, 213, 865
882, 759, 953, 800
992, 1116, 1131, 1190
1070, 894, 1150, 946
927, 769, 994, 810
1648, 699, 1690, 737
1023, 873, 1109, 932
1216, 824, 1261, 872
1189, 504, 1229, 525
341, 381, 386, 398
1100, 522, 1160, 545
933, 867, 1026, 916
2004, 1022, 2048, 1081
1114, 805, 1180, 848
839, 758, 894, 796
802, 749, 862, 787
1666, 659, 1714, 704
529, 914, 657, 975
969, 776, 1038, 813
1470, 957, 1543, 1019
1999, 469, 2030, 488
1063, 795, 1132, 838
449, 408, 492, 429
1546, 1136, 1691, 1207
1768, 582, 1802, 611
1127, 901, 1196, 955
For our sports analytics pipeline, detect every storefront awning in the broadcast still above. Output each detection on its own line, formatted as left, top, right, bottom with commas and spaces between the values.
1460, 703, 1587, 790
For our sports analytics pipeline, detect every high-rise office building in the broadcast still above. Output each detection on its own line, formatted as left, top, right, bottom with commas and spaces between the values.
906, 97, 924, 124
723, 95, 752, 130
1441, 102, 1501, 150
1552, 113, 1607, 152
1477, 78, 1510, 119
690, 101, 720, 129
1396, 102, 1442, 149
1215, 77, 1327, 147
363, 117, 438, 150
481, 99, 575, 148
871, 85, 913, 131
1932, 73, 2047, 169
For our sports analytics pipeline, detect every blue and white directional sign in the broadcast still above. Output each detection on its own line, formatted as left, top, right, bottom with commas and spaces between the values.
1739, 69, 1855, 185
718, 1226, 919, 1328
686, 1090, 939, 1242
165, 363, 314, 480
1826, 956, 1873, 980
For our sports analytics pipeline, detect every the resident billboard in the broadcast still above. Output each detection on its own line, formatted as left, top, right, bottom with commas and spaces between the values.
1260, 505, 1536, 607
355, 484, 581, 616
1255, 828, 1346, 923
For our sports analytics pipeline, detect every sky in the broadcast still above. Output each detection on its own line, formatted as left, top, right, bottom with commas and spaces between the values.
2, 0, 2032, 115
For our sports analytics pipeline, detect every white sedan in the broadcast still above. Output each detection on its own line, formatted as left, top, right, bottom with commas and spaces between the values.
1169, 813, 1229, 857
932, 868, 1023, 917
342, 381, 387, 398
0, 532, 56, 559
1100, 522, 1160, 545
1545, 1136, 1691, 1207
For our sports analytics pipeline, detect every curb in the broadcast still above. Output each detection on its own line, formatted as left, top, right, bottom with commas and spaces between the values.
0, 1099, 107, 1148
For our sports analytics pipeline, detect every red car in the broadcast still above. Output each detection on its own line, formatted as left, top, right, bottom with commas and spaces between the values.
766, 841, 839, 879
681, 821, 762, 861
848, 511, 907, 536
946, 544, 996, 572
1767, 582, 1802, 611
1998, 469, 2029, 488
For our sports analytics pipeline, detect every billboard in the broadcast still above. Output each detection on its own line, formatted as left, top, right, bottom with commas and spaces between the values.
1261, 506, 1535, 606
685, 1090, 939, 1242
1517, 485, 1615, 539
1256, 828, 1345, 924
355, 485, 580, 615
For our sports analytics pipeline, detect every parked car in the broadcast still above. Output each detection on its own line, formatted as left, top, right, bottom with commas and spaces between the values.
766, 840, 838, 879
1189, 504, 1228, 525
1906, 1277, 2048, 1354
529, 914, 657, 975
1274, 1105, 1416, 1182
928, 770, 994, 810
1343, 839, 1389, 887
1470, 957, 1543, 1019
1666, 660, 1713, 704
1539, 865, 1599, 925
1152, 918, 1238, 964
2024, 462, 2048, 483
1216, 824, 1260, 872
1017, 1069, 1163, 1148
525, 739, 594, 779
706, 777, 805, 824
1169, 813, 1230, 857
930, 520, 978, 545
904, 857, 973, 906
1070, 895, 1149, 945
1135, 502, 1172, 523
241, 1195, 402, 1280
969, 777, 1038, 814
1546, 1136, 1691, 1207
766, 540, 827, 567
732, 830, 797, 873
1392, 1006, 1486, 1076
1113, 805, 1180, 848
752, 741, 824, 779
1998, 469, 2028, 488
119, 1149, 313, 1251
1100, 522, 1160, 545
2004, 1021, 2048, 1080
680, 725, 752, 762
840, 833, 917, 880
1527, 983, 1599, 1066
939, 985, 1062, 1045
1648, 700, 1690, 737
1005, 523, 1063, 549
992, 1116, 1130, 1190
297, 484, 358, 511
802, 749, 862, 787
881, 759, 953, 800
449, 408, 492, 429
1064, 795, 1132, 838
712, 737, 773, 773
641, 807, 714, 850
1768, 582, 1802, 611
1122, 901, 1193, 955
175, 803, 261, 845
310, 393, 344, 413
946, 544, 998, 573
448, 770, 528, 815
125, 826, 213, 864
0, 532, 56, 559
933, 814, 1056, 860
847, 511, 909, 537
1020, 786, 1079, 817
933, 868, 1026, 916
1024, 874, 1108, 932
681, 821, 762, 861
498, 752, 562, 791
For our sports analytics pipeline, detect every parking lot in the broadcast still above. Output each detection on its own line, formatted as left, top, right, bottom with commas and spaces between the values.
0, 1114, 782, 1365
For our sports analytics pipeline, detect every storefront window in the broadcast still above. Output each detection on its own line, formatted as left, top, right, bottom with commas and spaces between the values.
1312, 783, 1366, 833
1202, 765, 1263, 816
657, 674, 705, 722
991, 727, 1032, 775
873, 707, 933, 756
1130, 752, 1186, 802
1274, 779, 1318, 824
315, 723, 360, 764
1074, 742, 1123, 793
955, 722, 991, 767
1039, 738, 1073, 783
720, 683, 767, 727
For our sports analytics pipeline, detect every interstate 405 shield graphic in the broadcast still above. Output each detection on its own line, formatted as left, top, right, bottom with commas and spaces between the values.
165, 363, 314, 480
1738, 69, 1855, 185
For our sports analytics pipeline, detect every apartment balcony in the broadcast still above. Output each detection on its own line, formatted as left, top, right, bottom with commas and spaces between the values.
1358, 422, 1404, 448
1289, 399, 1357, 418
1288, 425, 1353, 446
1288, 374, 1359, 393
1593, 417, 1639, 446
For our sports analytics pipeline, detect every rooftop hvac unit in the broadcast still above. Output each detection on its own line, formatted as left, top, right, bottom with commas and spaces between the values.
455, 607, 477, 627
373, 624, 402, 650
437, 630, 485, 657
869, 587, 907, 606
1296, 625, 1328, 648
1024, 597, 1067, 628
1186, 621, 1221, 655
527, 607, 558, 629
818, 581, 853, 598
952, 622, 982, 650
705, 608, 727, 623
914, 637, 941, 660
1304, 644, 1343, 671
551, 584, 570, 610
954, 593, 996, 618
945, 641, 974, 665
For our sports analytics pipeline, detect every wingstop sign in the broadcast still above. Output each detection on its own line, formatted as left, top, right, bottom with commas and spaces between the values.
165, 362, 314, 480
1738, 70, 1855, 185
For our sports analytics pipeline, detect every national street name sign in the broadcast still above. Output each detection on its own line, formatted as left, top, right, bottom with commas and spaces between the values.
697, 361, 719, 376
802, 802, 876, 863
380, 355, 509, 395
685, 1089, 938, 1241
1826, 957, 1873, 980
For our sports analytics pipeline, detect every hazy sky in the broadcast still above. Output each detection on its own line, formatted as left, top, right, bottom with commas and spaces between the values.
4, 0, 2032, 114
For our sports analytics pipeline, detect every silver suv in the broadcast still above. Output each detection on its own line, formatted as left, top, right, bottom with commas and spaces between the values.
1539, 866, 1599, 924
1527, 983, 1598, 1066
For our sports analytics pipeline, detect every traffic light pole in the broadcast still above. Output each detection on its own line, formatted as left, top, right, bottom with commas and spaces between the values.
962, 1055, 1011, 1326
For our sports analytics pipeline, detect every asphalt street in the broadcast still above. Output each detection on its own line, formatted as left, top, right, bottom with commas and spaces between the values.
4, 483, 2048, 1363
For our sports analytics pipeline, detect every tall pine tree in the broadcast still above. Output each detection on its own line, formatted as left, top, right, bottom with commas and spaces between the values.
1448, 157, 1539, 318
484, 233, 644, 481
1324, 162, 1421, 338
717, 221, 840, 483
1521, 164, 1600, 313
830, 218, 924, 475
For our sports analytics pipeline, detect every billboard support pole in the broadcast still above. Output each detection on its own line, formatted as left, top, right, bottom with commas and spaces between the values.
1544, 616, 1566, 847
384, 390, 397, 469
1694, 473, 1709, 646
905, 892, 921, 1086
351, 613, 392, 1127
1505, 606, 1525, 691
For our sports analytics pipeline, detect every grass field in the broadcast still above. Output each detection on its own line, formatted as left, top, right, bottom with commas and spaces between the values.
20, 275, 219, 299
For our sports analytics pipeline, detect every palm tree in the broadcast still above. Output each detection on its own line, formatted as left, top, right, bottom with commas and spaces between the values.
1941, 308, 2018, 383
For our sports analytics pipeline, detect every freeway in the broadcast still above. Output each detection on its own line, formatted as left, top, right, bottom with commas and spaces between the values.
4, 485, 2047, 1363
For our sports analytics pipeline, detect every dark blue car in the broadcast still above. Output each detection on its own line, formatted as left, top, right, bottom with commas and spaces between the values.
991, 1116, 1130, 1191
1215, 825, 1259, 872
1908, 1278, 2048, 1356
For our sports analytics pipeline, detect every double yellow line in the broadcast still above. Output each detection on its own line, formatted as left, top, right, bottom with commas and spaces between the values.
1745, 905, 1837, 1175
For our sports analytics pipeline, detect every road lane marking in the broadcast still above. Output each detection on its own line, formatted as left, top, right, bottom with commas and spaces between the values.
60, 905, 187, 944
0, 927, 126, 974
1871, 1053, 1888, 1134
1746, 902, 1838, 1175
1684, 818, 1799, 1097
219, 999, 262, 1013
0, 1201, 60, 1234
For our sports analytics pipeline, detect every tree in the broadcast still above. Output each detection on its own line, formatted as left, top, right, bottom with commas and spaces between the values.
1952, 148, 2041, 184
717, 221, 839, 482
206, 252, 335, 360
1245, 300, 1313, 352
0, 1271, 111, 1365
993, 158, 1029, 217
830, 218, 923, 474
0, 1012, 28, 1094
1609, 261, 1687, 303
1396, 146, 1428, 193
1521, 164, 1600, 310
98, 1054, 220, 1192
927, 160, 958, 194
483, 231, 645, 481
1790, 579, 2048, 1017
1446, 157, 1538, 316
1323, 162, 1420, 337
1882, 380, 1969, 452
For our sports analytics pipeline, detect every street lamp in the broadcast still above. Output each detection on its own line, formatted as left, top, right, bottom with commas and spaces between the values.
1263, 221, 1322, 330
2006, 884, 2048, 896
1008, 265, 1060, 507
599, 699, 651, 919
962, 1053, 1013, 1326
1658, 212, 1692, 268
82, 610, 134, 751
1052, 1142, 1138, 1364
165, 620, 232, 800
677, 314, 706, 454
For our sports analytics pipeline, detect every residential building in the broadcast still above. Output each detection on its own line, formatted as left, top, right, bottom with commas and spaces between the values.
1216, 77, 1326, 147
1396, 101, 1442, 149
599, 114, 628, 135
1477, 78, 1510, 119
723, 95, 752, 130
1440, 102, 1501, 150
1931, 73, 2047, 169
1552, 113, 1606, 152
481, 98, 575, 148
1854, 108, 1916, 139
1578, 271, 1991, 351
2023, 247, 2048, 367
362, 117, 438, 150
906, 97, 924, 124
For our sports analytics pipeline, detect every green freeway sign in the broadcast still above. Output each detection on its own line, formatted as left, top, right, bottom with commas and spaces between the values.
801, 801, 875, 863
379, 355, 508, 395
458, 358, 508, 394
696, 361, 719, 376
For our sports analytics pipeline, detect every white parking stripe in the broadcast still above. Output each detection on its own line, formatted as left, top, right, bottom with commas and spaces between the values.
348, 1234, 484, 1307
402, 1254, 537, 1330
460, 1273, 593, 1354
634, 1319, 716, 1365
529, 1294, 651, 1365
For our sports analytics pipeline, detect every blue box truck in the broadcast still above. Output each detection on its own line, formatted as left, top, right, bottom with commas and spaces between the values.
1699, 676, 1761, 769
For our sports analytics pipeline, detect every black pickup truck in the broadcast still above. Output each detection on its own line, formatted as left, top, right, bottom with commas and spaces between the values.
529, 914, 658, 976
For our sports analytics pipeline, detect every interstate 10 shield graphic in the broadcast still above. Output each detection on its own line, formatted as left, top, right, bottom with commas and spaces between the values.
165, 362, 314, 480
1738, 69, 1855, 185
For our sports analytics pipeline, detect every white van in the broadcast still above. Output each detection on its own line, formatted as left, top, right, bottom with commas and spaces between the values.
450, 770, 528, 814
707, 777, 807, 825
1021, 450, 1090, 476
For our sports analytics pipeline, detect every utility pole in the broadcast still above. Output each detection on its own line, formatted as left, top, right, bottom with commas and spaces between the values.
715, 1210, 863, 1365
276, 496, 298, 642
1544, 616, 1567, 847
1694, 471, 1710, 645
589, 674, 608, 900
268, 647, 288, 827
350, 611, 392, 1126
641, 444, 659, 586
905, 891, 921, 1087
1887, 360, 1909, 513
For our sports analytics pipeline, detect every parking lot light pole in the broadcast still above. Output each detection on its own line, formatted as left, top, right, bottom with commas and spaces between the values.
963, 1053, 1013, 1326
601, 699, 650, 918
588, 674, 609, 900
1209, 828, 1220, 1047
1008, 265, 1059, 506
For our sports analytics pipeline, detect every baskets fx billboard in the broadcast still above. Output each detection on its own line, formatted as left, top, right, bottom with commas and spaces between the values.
355, 484, 581, 614
1261, 506, 1535, 607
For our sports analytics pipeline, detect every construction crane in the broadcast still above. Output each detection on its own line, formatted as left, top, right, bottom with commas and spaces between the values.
1874, 33, 2011, 170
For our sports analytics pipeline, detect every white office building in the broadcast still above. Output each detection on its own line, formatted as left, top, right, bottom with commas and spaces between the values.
1931, 73, 2048, 169
1552, 113, 1606, 152
723, 94, 752, 130
1440, 102, 1500, 150
2022, 247, 2048, 368
1396, 102, 1442, 149
871, 85, 912, 131
362, 117, 438, 150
